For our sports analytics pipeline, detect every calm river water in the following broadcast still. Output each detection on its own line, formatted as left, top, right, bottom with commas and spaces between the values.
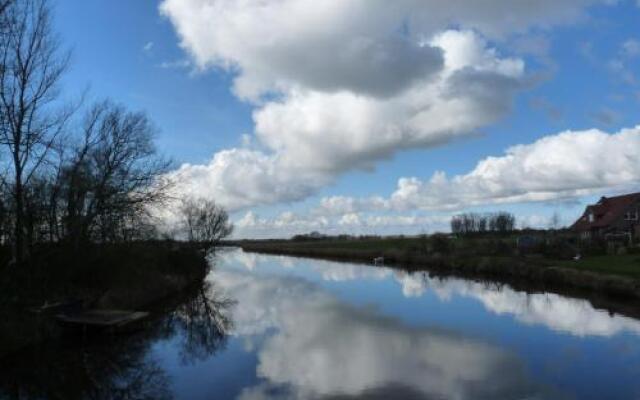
2, 248, 640, 399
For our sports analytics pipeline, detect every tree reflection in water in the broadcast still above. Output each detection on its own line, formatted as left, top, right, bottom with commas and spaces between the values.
0, 280, 235, 400
171, 281, 235, 365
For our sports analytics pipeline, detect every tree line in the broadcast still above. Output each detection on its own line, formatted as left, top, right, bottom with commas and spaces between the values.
0, 0, 232, 265
450, 212, 516, 235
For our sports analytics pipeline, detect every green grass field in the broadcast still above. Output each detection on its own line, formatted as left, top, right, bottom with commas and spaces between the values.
240, 236, 640, 281
557, 254, 640, 280
247, 236, 517, 252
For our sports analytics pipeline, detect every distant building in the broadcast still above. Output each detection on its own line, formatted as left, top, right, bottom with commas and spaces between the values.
571, 192, 640, 242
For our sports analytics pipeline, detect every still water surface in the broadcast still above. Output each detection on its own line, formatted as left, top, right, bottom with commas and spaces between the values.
3, 248, 640, 399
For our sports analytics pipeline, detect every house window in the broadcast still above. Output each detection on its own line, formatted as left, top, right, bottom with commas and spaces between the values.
625, 210, 639, 221
588, 213, 594, 223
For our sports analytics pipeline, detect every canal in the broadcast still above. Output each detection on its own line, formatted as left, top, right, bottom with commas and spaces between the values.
2, 248, 640, 399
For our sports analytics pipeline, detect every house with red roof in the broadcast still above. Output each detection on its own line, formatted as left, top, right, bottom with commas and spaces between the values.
571, 192, 640, 243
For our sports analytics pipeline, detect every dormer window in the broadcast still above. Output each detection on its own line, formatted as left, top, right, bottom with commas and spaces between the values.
588, 213, 594, 223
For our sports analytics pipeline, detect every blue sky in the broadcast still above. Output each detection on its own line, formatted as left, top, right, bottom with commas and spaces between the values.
56, 0, 253, 163
55, 0, 640, 238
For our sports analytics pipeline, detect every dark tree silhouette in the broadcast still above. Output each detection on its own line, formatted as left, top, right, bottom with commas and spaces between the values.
0, 0, 70, 262
173, 282, 235, 364
179, 197, 233, 251
451, 212, 516, 235
61, 100, 172, 245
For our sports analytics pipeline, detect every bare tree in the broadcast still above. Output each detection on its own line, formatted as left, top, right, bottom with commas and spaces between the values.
493, 212, 516, 233
0, 0, 70, 262
0, 1, 15, 34
451, 212, 516, 235
179, 197, 233, 252
549, 211, 561, 230
450, 215, 463, 235
62, 100, 172, 245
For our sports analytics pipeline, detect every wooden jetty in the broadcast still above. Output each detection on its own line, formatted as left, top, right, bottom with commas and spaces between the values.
29, 300, 83, 315
56, 310, 149, 333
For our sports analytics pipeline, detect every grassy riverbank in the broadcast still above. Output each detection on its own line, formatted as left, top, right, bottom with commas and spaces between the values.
0, 241, 210, 359
555, 254, 640, 279
234, 235, 640, 301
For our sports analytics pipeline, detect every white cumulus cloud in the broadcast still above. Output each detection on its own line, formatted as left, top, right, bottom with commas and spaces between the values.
160, 0, 602, 96
232, 210, 452, 238
318, 126, 640, 213
165, 29, 528, 211
158, 0, 618, 217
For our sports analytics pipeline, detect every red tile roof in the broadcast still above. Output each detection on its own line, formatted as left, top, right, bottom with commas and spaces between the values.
571, 192, 640, 232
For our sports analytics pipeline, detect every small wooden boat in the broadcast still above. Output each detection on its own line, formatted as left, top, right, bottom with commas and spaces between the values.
56, 310, 150, 333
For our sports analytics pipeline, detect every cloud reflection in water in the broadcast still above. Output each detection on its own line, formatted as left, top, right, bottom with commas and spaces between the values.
211, 263, 561, 400
222, 250, 640, 338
